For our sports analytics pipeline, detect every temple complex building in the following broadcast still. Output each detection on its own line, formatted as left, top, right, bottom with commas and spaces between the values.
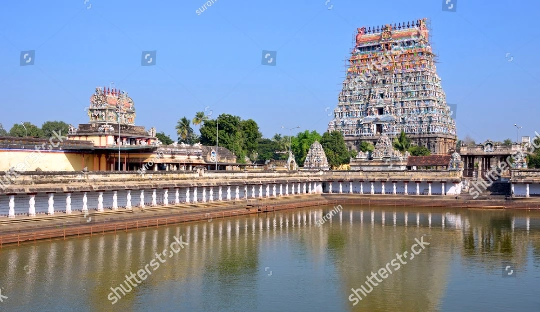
303, 141, 329, 170
327, 18, 456, 154
0, 86, 237, 173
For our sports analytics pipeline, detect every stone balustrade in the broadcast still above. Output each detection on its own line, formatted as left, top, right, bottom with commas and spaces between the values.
0, 170, 464, 218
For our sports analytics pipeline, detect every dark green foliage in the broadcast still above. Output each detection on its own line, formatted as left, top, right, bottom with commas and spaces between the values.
359, 141, 374, 152
156, 132, 174, 145
408, 145, 431, 156
320, 131, 350, 168
393, 131, 411, 152
199, 114, 262, 163
9, 122, 43, 138
291, 130, 322, 165
41, 121, 69, 138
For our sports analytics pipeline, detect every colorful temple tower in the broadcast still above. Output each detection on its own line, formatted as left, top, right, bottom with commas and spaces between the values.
327, 18, 457, 154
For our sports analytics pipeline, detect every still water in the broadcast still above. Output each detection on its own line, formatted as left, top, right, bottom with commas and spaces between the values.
1, 205, 539, 312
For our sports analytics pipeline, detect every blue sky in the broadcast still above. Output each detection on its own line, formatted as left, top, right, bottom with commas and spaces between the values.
0, 0, 538, 143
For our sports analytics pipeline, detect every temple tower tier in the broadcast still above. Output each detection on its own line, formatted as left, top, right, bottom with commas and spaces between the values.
327, 18, 457, 154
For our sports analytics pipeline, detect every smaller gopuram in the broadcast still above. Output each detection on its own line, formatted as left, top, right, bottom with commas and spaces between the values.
69, 86, 156, 147
303, 141, 329, 170
350, 134, 407, 171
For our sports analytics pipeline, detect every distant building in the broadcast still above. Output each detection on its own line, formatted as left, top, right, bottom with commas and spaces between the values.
327, 18, 456, 154
0, 86, 237, 172
303, 141, 329, 170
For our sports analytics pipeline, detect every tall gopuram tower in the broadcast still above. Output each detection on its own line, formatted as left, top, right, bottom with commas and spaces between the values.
327, 18, 457, 154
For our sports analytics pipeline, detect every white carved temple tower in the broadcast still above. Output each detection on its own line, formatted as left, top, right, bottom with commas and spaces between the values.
327, 18, 457, 154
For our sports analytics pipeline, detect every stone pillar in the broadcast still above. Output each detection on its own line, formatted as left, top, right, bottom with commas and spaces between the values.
186, 188, 190, 203
259, 185, 263, 198
303, 183, 307, 194
126, 190, 132, 209
441, 182, 446, 196
82, 192, 88, 213
193, 187, 198, 203
252, 185, 256, 198
151, 189, 157, 206
140, 190, 145, 208
235, 186, 239, 200
47, 193, 54, 215
218, 186, 222, 201
209, 187, 214, 202
404, 182, 408, 195
8, 195, 15, 218
511, 183, 515, 197
370, 182, 374, 195
164, 189, 169, 205
416, 182, 420, 195
381, 182, 385, 195
244, 185, 248, 199
175, 188, 180, 204
349, 181, 353, 194
286, 183, 289, 195
29, 194, 36, 216
298, 183, 301, 194
393, 182, 396, 195
112, 191, 118, 210
202, 187, 207, 203
329, 182, 332, 194
308, 183, 312, 194
98, 191, 104, 212
428, 182, 432, 196
65, 193, 72, 214
339, 182, 343, 194
292, 183, 295, 195
273, 184, 276, 197
226, 186, 231, 201
526, 183, 530, 198
279, 184, 283, 196
360, 182, 363, 194
266, 184, 270, 198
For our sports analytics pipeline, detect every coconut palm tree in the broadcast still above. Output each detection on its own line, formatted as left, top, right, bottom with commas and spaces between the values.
192, 111, 208, 126
176, 117, 193, 142
393, 130, 411, 152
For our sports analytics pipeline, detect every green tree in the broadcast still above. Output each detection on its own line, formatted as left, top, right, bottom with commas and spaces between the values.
359, 141, 374, 152
256, 138, 280, 161
9, 122, 43, 138
291, 130, 321, 165
199, 114, 261, 163
272, 134, 289, 153
408, 145, 431, 156
156, 132, 174, 145
192, 111, 208, 126
503, 138, 513, 146
41, 121, 69, 138
176, 117, 194, 142
393, 130, 411, 152
0, 123, 7, 136
320, 131, 350, 168
242, 119, 262, 156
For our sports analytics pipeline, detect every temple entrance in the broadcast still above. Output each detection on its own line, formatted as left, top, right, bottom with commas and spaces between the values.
376, 124, 383, 134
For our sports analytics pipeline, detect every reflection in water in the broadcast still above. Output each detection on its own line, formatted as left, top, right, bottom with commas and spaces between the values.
0, 206, 539, 312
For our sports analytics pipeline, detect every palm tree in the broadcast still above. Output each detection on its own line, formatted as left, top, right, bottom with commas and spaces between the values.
393, 130, 411, 152
176, 117, 193, 142
192, 111, 208, 126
